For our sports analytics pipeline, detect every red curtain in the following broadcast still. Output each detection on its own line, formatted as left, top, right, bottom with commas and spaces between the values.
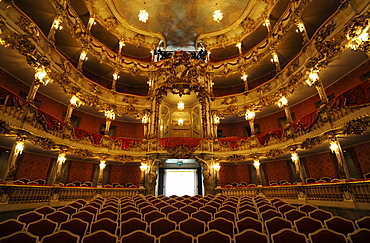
256, 127, 285, 146
328, 80, 370, 108
36, 110, 66, 132
218, 137, 245, 149
158, 137, 202, 149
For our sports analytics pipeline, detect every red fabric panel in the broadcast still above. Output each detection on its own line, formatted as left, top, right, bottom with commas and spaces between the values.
0, 86, 27, 106
36, 110, 66, 132
256, 127, 285, 146
264, 160, 290, 183
16, 153, 51, 180
109, 164, 141, 186
291, 110, 318, 132
353, 142, 370, 174
158, 137, 202, 149
328, 81, 370, 108
305, 153, 338, 179
73, 127, 89, 140
67, 161, 94, 183
89, 132, 104, 145
220, 164, 250, 186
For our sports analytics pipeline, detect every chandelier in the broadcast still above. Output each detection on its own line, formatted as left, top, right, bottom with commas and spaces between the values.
138, 2, 149, 23
177, 101, 185, 111
213, 3, 223, 23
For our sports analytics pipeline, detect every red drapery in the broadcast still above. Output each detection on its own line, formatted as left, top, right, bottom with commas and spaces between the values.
36, 110, 66, 132
328, 81, 370, 108
0, 86, 27, 107
89, 132, 104, 145
73, 127, 89, 140
158, 137, 202, 149
256, 127, 285, 146
291, 110, 318, 132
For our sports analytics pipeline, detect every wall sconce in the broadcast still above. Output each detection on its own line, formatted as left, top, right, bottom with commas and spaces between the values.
53, 17, 63, 30
141, 114, 149, 124
57, 152, 66, 165
15, 140, 24, 155
253, 158, 260, 169
140, 162, 148, 171
99, 159, 106, 170
263, 19, 270, 27
241, 74, 248, 82
212, 162, 221, 171
70, 95, 82, 108
245, 110, 256, 120
105, 110, 115, 120
277, 96, 288, 108
330, 141, 339, 153
296, 23, 305, 33
213, 115, 220, 124
80, 50, 88, 61
270, 52, 279, 63
177, 101, 185, 111
177, 118, 184, 126
113, 72, 120, 81
88, 17, 96, 27
291, 152, 299, 163
305, 70, 320, 86
35, 67, 50, 85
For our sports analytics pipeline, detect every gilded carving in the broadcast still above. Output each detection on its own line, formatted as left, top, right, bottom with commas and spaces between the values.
221, 96, 238, 105
72, 149, 93, 159
0, 120, 11, 135
226, 154, 246, 163
343, 119, 370, 135
216, 35, 228, 48
122, 96, 139, 105
265, 149, 284, 159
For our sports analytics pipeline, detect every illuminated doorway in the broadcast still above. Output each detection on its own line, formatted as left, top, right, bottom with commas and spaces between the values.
164, 169, 198, 196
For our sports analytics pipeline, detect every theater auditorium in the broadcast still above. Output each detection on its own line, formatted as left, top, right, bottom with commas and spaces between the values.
0, 0, 370, 242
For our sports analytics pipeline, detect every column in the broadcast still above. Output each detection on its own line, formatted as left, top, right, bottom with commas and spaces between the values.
2, 136, 26, 181
212, 113, 220, 138
212, 160, 221, 188
241, 74, 248, 91
305, 70, 328, 104
97, 158, 106, 187
47, 16, 63, 43
64, 95, 82, 123
53, 149, 67, 184
245, 110, 256, 135
87, 17, 96, 32
270, 51, 281, 72
140, 159, 148, 188
104, 110, 115, 135
277, 96, 293, 123
27, 66, 51, 103
330, 138, 351, 180
295, 20, 309, 44
77, 49, 88, 71
290, 151, 304, 183
236, 42, 242, 55
112, 71, 120, 91
142, 113, 150, 139
253, 157, 262, 186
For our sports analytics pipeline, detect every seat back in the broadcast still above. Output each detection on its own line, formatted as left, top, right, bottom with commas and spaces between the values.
261, 209, 282, 221
284, 209, 306, 222
81, 229, 118, 243
158, 230, 194, 243
60, 218, 89, 239
71, 211, 95, 225
265, 216, 292, 236
58, 206, 78, 215
238, 209, 259, 220
41, 229, 80, 243
355, 216, 370, 229
325, 216, 355, 235
191, 210, 212, 223
277, 204, 295, 214
271, 228, 307, 243
121, 210, 141, 222
17, 211, 43, 225
26, 218, 57, 240
149, 218, 176, 237
0, 231, 38, 243
144, 210, 166, 224
160, 205, 177, 215
294, 216, 322, 236
35, 206, 55, 216
180, 205, 198, 215
197, 229, 232, 243
168, 210, 189, 224
234, 229, 269, 243
179, 217, 206, 237
121, 229, 156, 243
90, 218, 118, 235
45, 211, 70, 225
208, 218, 235, 237
348, 228, 370, 243
121, 218, 148, 237
237, 217, 263, 233
298, 204, 318, 213
0, 219, 25, 238
309, 209, 333, 223
309, 228, 347, 243
96, 210, 118, 221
